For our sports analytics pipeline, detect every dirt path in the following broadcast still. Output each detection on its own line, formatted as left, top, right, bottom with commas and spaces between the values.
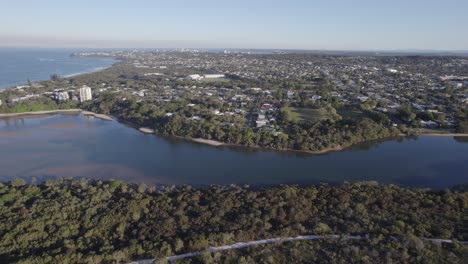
129, 234, 467, 263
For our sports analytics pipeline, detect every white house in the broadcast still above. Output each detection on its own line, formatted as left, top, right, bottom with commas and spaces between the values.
188, 74, 202, 80
57, 91, 69, 102
256, 119, 268, 127
204, 74, 225, 79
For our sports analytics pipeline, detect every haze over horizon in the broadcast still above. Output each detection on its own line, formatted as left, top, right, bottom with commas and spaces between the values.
1, 0, 467, 51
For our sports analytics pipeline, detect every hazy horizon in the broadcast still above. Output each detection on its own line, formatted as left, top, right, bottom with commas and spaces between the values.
1, 0, 468, 51
1, 44, 468, 53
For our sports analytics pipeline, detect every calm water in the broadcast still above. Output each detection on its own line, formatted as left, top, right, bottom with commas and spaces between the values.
0, 48, 116, 89
0, 114, 467, 188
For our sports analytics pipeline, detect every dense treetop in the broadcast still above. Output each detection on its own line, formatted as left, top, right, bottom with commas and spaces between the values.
0, 179, 466, 263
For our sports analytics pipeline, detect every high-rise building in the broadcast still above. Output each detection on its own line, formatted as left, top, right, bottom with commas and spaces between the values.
79, 85, 92, 102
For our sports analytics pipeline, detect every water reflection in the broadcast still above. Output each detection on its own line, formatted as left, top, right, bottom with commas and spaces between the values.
0, 114, 467, 189
454, 137, 468, 143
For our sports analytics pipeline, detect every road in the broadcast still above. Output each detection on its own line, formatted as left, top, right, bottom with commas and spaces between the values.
130, 234, 467, 263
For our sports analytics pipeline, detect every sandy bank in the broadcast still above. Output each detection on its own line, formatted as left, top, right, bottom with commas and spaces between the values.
0, 109, 82, 118
81, 111, 113, 121
138, 127, 155, 134
191, 138, 224, 146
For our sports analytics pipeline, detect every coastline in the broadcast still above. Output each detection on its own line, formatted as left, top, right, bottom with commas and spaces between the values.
406, 128, 468, 137
418, 133, 468, 137
223, 142, 346, 155
0, 109, 113, 121
135, 127, 347, 154
2, 110, 466, 155
0, 109, 82, 118
0, 54, 118, 91
191, 138, 225, 146
138, 127, 155, 134
81, 111, 113, 121
0, 111, 382, 155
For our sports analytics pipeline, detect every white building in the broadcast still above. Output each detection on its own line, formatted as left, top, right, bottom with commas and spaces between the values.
188, 74, 202, 80
57, 91, 69, 102
204, 74, 225, 79
79, 85, 92, 103
256, 119, 267, 127
143, 72, 163, 76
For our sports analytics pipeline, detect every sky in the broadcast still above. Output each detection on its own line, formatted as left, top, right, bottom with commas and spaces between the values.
1, 0, 467, 51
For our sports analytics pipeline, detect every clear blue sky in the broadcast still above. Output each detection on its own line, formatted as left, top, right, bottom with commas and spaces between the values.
1, 0, 467, 50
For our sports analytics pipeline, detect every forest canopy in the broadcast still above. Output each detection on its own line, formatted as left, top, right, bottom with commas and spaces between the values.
0, 179, 466, 263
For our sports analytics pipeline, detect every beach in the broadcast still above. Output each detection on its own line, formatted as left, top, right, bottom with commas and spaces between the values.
139, 127, 155, 134
81, 111, 113, 121
191, 138, 224, 146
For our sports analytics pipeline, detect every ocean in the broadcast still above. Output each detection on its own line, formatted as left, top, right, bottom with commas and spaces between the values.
0, 48, 116, 89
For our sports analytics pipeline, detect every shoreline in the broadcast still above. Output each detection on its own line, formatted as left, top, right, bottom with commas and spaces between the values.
406, 128, 468, 137
0, 109, 82, 118
417, 133, 468, 137
2, 111, 466, 155
130, 126, 466, 154
137, 128, 348, 155
220, 141, 346, 155
0, 109, 113, 121
138, 127, 155, 134
81, 111, 113, 121
0, 57, 119, 91
191, 138, 225, 146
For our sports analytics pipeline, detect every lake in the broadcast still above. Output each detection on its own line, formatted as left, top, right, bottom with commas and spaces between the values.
0, 48, 116, 89
0, 114, 467, 189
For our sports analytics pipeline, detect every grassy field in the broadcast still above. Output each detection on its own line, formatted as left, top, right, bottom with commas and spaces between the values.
199, 78, 230, 84
338, 106, 365, 120
289, 107, 333, 122
289, 106, 369, 122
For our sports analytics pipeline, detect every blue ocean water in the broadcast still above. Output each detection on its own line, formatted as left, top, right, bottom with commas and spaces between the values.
0, 48, 116, 89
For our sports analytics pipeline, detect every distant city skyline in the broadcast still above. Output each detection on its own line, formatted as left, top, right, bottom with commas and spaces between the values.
1, 0, 467, 51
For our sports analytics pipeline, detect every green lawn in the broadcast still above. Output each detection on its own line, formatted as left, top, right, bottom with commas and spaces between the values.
199, 78, 230, 84
290, 107, 333, 122
338, 106, 367, 120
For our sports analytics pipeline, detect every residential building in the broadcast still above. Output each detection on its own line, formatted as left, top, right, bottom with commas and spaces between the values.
188, 74, 202, 80
204, 74, 225, 79
79, 85, 92, 102
57, 91, 69, 102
